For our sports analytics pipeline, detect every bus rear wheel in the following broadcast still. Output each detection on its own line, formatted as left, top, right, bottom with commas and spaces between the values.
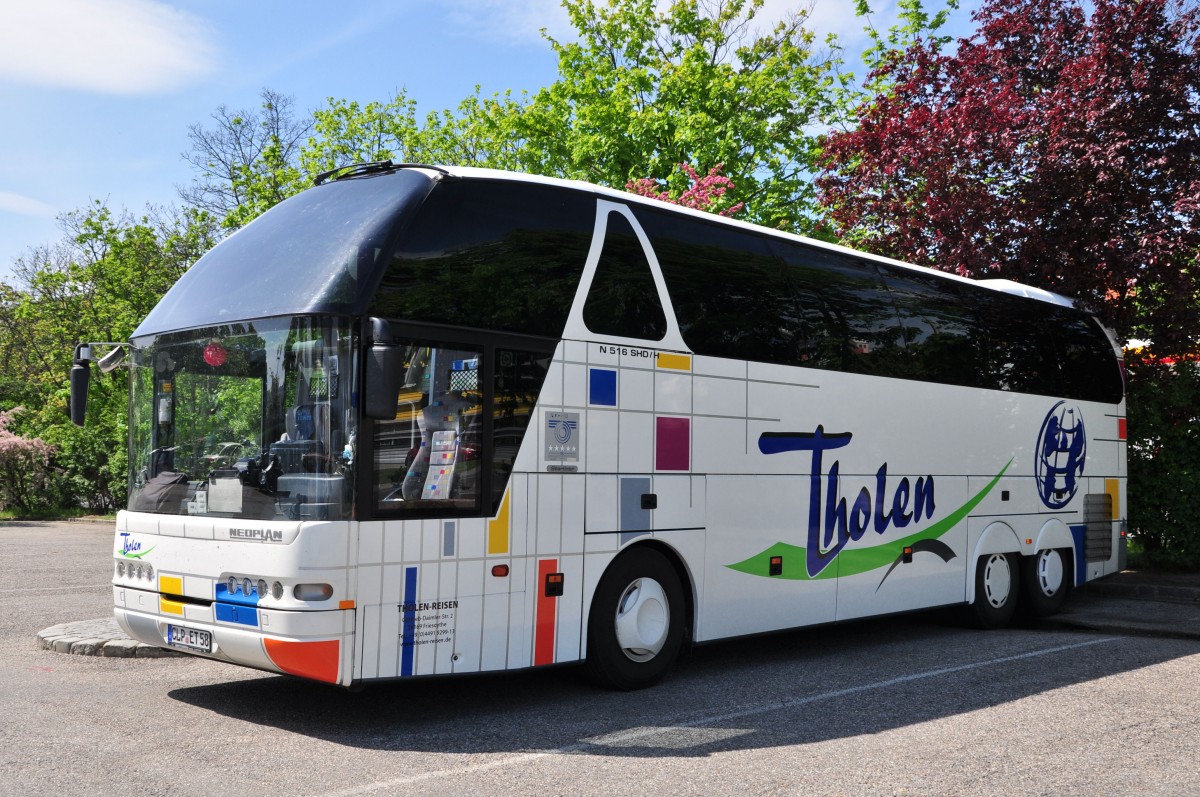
971, 552, 1019, 629
1019, 548, 1071, 617
585, 547, 684, 691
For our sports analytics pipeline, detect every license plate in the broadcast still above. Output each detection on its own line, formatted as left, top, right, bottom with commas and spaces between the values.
167, 624, 212, 653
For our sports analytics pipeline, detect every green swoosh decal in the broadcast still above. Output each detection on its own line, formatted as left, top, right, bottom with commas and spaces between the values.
119, 546, 156, 559
727, 460, 1012, 580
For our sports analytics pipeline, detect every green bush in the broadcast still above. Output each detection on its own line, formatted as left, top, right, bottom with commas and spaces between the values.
1126, 358, 1200, 570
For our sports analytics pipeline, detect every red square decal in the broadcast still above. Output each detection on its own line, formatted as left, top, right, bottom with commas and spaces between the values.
655, 417, 690, 471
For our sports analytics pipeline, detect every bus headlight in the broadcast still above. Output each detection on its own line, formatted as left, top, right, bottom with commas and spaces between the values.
223, 574, 286, 601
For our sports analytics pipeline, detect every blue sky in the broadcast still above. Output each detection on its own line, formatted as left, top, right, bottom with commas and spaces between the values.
0, 0, 980, 285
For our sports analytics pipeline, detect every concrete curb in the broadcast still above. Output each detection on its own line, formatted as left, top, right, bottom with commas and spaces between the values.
36, 618, 181, 658
1049, 601, 1200, 642
1084, 580, 1200, 605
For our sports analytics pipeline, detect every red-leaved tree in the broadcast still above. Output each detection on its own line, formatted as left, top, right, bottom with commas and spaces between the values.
817, 0, 1200, 355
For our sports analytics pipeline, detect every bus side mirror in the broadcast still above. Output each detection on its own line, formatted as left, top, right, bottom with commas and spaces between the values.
70, 346, 92, 426
364, 319, 405, 420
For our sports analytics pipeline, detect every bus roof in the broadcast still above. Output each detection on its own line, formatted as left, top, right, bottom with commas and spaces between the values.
439, 165, 998, 292
134, 164, 1076, 338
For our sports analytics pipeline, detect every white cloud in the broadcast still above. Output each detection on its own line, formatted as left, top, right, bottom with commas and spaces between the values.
0, 191, 58, 219
0, 0, 217, 94
440, 0, 574, 45
433, 0, 969, 62
792, 0, 899, 47
439, 0, 898, 52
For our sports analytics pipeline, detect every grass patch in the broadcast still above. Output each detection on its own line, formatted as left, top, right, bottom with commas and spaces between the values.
0, 507, 116, 522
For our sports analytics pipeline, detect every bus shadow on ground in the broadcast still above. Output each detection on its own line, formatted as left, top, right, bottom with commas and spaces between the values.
168, 614, 1196, 758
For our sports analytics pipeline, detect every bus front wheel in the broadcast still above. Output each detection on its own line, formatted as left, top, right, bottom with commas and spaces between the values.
585, 548, 684, 690
971, 552, 1019, 629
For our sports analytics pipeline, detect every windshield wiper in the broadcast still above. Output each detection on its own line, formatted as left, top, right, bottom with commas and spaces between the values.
312, 161, 452, 186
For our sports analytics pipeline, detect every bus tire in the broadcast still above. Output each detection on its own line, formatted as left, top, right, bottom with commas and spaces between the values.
971, 552, 1019, 629
585, 547, 684, 691
1019, 548, 1071, 617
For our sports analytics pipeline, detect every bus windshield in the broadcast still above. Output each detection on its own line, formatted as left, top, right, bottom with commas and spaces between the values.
127, 316, 356, 521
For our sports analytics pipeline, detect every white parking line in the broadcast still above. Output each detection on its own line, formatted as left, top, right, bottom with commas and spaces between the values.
307, 636, 1120, 797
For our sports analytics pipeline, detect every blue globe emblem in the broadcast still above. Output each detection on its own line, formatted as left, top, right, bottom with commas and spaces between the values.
550, 418, 576, 445
1035, 401, 1086, 509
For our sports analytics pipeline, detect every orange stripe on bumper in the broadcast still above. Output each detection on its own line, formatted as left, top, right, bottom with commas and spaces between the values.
264, 638, 340, 684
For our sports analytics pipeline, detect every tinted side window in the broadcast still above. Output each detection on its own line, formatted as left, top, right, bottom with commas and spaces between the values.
370, 181, 593, 337
640, 208, 845, 368
1057, 314, 1123, 403
373, 343, 485, 517
877, 265, 985, 388
773, 243, 906, 377
371, 338, 552, 518
583, 212, 667, 340
972, 292, 1122, 402
629, 202, 1122, 402
973, 292, 1060, 395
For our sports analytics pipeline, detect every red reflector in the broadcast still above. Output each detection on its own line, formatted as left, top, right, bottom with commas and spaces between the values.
1118, 418, 1127, 440
491, 564, 509, 577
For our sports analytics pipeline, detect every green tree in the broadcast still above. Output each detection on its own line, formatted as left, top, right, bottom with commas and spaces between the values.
180, 88, 312, 229
522, 0, 836, 232
294, 1, 858, 235
0, 203, 219, 511
299, 88, 529, 178
1126, 359, 1200, 569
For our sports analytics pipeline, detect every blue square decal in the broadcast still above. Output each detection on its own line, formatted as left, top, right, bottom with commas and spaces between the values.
589, 368, 617, 406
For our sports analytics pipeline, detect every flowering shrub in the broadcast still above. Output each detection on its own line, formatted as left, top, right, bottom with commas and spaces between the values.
626, 163, 745, 218
0, 407, 55, 513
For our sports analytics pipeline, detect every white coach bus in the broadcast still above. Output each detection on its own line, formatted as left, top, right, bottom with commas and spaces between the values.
70, 164, 1127, 690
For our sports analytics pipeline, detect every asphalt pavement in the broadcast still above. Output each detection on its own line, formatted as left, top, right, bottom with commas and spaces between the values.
14, 519, 1200, 797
